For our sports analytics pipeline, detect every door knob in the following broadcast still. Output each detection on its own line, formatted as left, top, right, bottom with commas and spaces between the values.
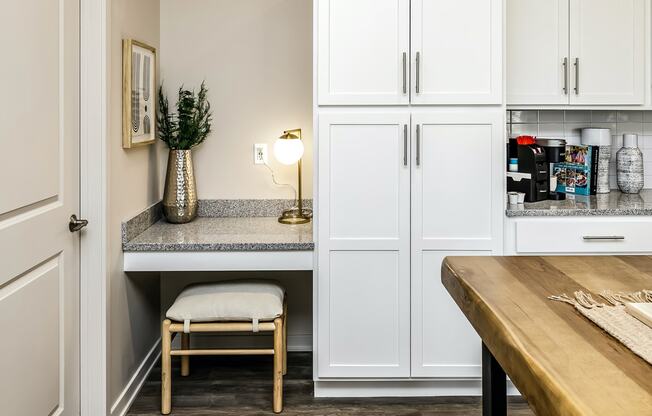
69, 214, 89, 232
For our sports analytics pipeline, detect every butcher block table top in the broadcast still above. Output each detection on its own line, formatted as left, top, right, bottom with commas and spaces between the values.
442, 256, 652, 416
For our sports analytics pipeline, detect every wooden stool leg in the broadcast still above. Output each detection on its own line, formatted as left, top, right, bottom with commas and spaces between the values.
181, 333, 190, 376
161, 319, 172, 415
273, 317, 284, 413
283, 300, 288, 375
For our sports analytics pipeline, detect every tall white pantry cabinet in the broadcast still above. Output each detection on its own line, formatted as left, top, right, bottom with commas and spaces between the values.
314, 0, 505, 393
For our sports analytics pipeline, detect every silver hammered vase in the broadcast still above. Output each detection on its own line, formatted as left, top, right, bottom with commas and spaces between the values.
617, 134, 644, 194
163, 150, 198, 223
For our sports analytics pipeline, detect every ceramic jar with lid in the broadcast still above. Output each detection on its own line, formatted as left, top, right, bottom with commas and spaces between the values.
581, 128, 612, 194
617, 134, 644, 194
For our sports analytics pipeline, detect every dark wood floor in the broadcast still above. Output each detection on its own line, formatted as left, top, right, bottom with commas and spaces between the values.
128, 353, 534, 416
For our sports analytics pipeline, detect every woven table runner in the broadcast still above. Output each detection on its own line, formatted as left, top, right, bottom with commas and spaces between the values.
550, 290, 652, 366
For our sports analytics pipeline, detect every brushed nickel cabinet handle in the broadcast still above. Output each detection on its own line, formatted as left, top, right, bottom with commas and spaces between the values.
574, 58, 579, 95
582, 236, 625, 241
402, 52, 407, 94
415, 52, 421, 94
563, 57, 568, 95
403, 124, 408, 166
416, 125, 421, 166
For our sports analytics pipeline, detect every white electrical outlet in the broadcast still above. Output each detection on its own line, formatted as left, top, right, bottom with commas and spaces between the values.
254, 144, 268, 165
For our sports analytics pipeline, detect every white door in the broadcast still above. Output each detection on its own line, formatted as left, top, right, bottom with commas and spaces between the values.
317, 113, 411, 378
317, 0, 410, 105
0, 0, 80, 414
507, 0, 570, 105
411, 0, 503, 105
410, 110, 503, 377
569, 0, 645, 105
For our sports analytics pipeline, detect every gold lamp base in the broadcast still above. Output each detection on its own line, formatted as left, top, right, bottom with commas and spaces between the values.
276, 128, 312, 226
278, 208, 311, 225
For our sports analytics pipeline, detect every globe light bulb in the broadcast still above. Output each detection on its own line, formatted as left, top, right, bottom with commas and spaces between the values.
274, 137, 304, 165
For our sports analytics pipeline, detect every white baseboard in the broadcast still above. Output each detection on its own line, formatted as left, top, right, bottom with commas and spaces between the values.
314, 380, 520, 398
110, 338, 161, 416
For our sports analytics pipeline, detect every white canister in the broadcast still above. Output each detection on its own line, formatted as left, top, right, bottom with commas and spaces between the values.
581, 128, 612, 194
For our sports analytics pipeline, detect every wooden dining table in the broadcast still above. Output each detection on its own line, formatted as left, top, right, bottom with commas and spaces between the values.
442, 256, 652, 416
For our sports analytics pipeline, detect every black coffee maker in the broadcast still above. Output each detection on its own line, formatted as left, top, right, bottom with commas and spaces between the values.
537, 139, 567, 200
507, 140, 549, 202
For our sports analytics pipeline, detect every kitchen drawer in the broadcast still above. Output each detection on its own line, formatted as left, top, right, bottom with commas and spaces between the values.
516, 219, 652, 254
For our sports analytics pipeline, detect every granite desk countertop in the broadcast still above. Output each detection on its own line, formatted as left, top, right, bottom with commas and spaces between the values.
506, 190, 652, 217
123, 217, 313, 252
122, 200, 314, 252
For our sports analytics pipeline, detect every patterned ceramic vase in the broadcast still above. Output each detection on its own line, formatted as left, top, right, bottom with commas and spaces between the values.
163, 150, 198, 223
617, 134, 644, 194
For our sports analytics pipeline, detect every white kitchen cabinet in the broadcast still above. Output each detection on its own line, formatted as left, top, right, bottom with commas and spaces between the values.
506, 0, 647, 106
507, 0, 570, 105
317, 113, 411, 377
314, 0, 505, 390
317, 0, 502, 106
411, 111, 504, 251
411, 0, 503, 105
410, 111, 503, 377
317, 0, 410, 105
569, 0, 645, 105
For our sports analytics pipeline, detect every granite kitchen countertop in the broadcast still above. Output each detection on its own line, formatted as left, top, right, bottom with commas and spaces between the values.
506, 190, 652, 217
122, 200, 314, 252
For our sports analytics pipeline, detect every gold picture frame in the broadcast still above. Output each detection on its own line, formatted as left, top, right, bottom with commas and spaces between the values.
123, 39, 157, 148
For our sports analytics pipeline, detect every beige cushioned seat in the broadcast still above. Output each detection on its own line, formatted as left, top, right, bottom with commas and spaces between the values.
166, 280, 285, 323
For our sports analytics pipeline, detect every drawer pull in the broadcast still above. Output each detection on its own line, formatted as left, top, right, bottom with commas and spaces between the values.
583, 236, 625, 241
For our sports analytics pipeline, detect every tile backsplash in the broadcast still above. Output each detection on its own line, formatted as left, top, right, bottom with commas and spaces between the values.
507, 110, 652, 189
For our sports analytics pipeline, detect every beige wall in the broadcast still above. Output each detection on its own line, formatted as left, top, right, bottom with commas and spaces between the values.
108, 0, 164, 408
158, 0, 315, 350
107, 2, 314, 405
160, 0, 313, 199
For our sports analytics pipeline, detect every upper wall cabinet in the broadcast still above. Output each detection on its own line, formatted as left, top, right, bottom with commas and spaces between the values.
317, 0, 503, 106
411, 0, 503, 105
507, 0, 646, 106
569, 0, 645, 105
317, 0, 411, 105
507, 0, 570, 105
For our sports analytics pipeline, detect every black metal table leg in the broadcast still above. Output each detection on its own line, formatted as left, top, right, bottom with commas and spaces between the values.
482, 342, 507, 416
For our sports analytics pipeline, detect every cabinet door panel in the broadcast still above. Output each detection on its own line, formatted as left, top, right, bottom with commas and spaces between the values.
412, 111, 503, 251
410, 110, 502, 377
411, 251, 487, 377
411, 0, 502, 104
569, 0, 645, 105
318, 0, 410, 105
507, 0, 570, 105
329, 124, 401, 239
317, 113, 411, 378
329, 251, 405, 370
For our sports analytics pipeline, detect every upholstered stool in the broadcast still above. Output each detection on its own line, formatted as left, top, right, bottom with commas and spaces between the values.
161, 280, 287, 414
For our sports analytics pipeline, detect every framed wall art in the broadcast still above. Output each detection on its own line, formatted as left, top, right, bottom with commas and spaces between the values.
123, 39, 157, 148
